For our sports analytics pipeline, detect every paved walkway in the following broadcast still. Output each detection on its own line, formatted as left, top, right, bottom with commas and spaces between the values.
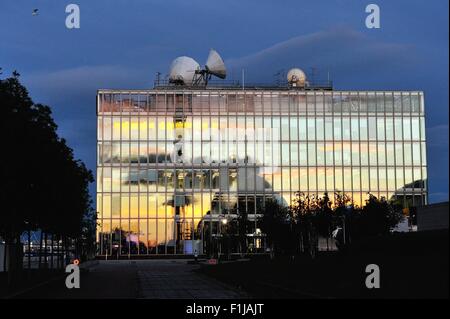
136, 260, 244, 299
10, 259, 244, 299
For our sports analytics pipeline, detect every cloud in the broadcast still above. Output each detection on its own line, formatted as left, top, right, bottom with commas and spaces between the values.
22, 65, 151, 107
226, 27, 415, 87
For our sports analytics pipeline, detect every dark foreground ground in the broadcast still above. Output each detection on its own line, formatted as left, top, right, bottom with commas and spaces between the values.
198, 230, 449, 299
0, 259, 245, 299
1, 230, 447, 299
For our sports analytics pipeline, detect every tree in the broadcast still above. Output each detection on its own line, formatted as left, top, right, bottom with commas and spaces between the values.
0, 74, 94, 281
259, 198, 288, 257
361, 194, 404, 236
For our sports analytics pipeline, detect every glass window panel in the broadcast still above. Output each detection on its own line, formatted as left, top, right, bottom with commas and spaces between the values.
377, 142, 386, 166
394, 94, 402, 113
396, 168, 404, 190
281, 117, 290, 140
130, 195, 138, 218
360, 143, 369, 166
317, 168, 326, 191
421, 142, 427, 166
130, 142, 139, 164
273, 171, 282, 191
351, 142, 360, 165
412, 142, 421, 165
404, 142, 412, 165
411, 118, 420, 140
385, 118, 394, 141
273, 142, 280, 167
103, 117, 112, 140
103, 167, 111, 192
291, 143, 299, 166
282, 168, 290, 191
334, 168, 343, 191
352, 168, 360, 190
121, 117, 131, 140
378, 167, 387, 191
394, 118, 403, 140
316, 118, 324, 140
370, 168, 378, 191
308, 143, 316, 166
343, 143, 351, 166
385, 93, 394, 112
411, 95, 420, 113
369, 143, 377, 166
342, 118, 350, 140
139, 117, 148, 140
361, 168, 369, 191
325, 117, 333, 140
395, 143, 403, 166
157, 219, 166, 246
326, 167, 334, 191
309, 168, 317, 190
403, 118, 411, 140
291, 168, 299, 191
299, 143, 308, 166
334, 143, 342, 166
325, 143, 333, 166
148, 118, 156, 140
157, 194, 166, 218
112, 117, 121, 140
333, 118, 341, 140
377, 118, 385, 140
359, 118, 368, 140
103, 194, 111, 218
387, 168, 396, 190
299, 118, 307, 140
368, 117, 377, 140
386, 143, 395, 166
351, 118, 359, 140
300, 168, 308, 191
343, 168, 352, 191
307, 118, 315, 140
148, 194, 158, 217
139, 195, 147, 218
317, 143, 325, 166
404, 168, 413, 187
420, 117, 426, 140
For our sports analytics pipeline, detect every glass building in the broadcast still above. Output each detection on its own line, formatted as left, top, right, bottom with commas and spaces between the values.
96, 87, 427, 257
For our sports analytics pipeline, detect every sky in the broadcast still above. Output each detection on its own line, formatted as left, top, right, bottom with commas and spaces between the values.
0, 0, 448, 203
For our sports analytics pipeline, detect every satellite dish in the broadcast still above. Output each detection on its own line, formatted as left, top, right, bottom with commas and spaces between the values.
167, 49, 227, 86
205, 49, 226, 79
287, 68, 307, 87
192, 49, 227, 85
168, 56, 200, 85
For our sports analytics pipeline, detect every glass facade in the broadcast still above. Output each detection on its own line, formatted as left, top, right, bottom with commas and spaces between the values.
96, 89, 427, 256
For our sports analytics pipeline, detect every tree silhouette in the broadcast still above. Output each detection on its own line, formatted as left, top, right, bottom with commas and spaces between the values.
0, 74, 94, 281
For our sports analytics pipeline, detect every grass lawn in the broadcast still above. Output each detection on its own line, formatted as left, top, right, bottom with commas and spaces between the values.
198, 230, 449, 299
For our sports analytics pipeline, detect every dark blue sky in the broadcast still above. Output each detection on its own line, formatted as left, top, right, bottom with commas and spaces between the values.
1, 0, 448, 202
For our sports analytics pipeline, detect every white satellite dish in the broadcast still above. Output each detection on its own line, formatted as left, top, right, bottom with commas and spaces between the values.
205, 49, 226, 79
168, 56, 200, 85
287, 68, 307, 87
167, 49, 227, 86
192, 49, 227, 85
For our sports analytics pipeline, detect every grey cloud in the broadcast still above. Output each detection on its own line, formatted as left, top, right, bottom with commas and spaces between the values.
226, 27, 415, 85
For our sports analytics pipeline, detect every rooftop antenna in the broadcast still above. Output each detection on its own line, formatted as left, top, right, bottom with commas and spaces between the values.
242, 69, 245, 90
310, 67, 317, 86
155, 71, 161, 86
274, 69, 285, 86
